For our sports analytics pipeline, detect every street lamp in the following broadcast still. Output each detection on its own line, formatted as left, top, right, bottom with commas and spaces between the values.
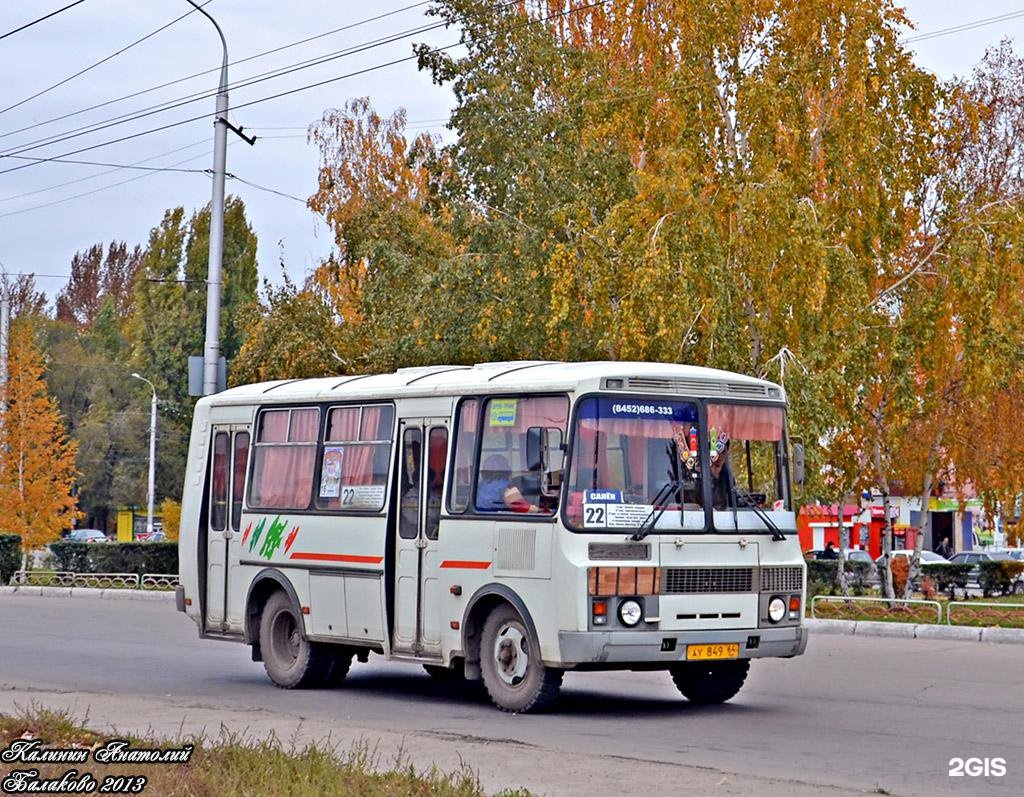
185, 0, 229, 396
131, 373, 157, 537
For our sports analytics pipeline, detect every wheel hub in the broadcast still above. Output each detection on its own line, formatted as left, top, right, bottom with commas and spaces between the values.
493, 623, 529, 686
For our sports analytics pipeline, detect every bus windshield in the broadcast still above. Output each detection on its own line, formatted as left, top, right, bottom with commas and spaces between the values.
706, 402, 788, 516
565, 397, 790, 532
565, 397, 704, 530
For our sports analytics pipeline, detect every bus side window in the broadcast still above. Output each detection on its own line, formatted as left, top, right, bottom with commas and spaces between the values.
249, 408, 319, 510
448, 399, 479, 514
231, 432, 249, 532
211, 432, 229, 531
474, 395, 569, 514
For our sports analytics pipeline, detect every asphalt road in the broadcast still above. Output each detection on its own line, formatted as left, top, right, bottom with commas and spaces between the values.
0, 594, 1021, 796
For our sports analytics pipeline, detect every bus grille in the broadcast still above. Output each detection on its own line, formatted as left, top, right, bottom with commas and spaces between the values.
662, 567, 753, 594
761, 566, 803, 592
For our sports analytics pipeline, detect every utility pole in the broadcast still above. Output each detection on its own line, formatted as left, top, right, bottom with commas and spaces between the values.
131, 373, 158, 537
186, 1, 255, 396
187, 0, 229, 397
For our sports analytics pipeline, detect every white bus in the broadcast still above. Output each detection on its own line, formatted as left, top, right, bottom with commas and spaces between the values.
177, 361, 807, 712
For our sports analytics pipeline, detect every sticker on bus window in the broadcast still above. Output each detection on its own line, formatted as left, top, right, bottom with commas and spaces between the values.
319, 446, 344, 498
489, 399, 517, 426
339, 484, 385, 508
605, 503, 655, 527
582, 504, 608, 528
585, 490, 622, 503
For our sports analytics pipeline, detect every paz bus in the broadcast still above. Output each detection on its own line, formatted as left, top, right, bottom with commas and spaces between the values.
177, 361, 807, 712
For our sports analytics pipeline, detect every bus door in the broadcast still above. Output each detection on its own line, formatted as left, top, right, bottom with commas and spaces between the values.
392, 418, 449, 657
205, 426, 250, 633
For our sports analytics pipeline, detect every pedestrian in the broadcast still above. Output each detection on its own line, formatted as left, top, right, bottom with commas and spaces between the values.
936, 536, 953, 559
819, 541, 839, 560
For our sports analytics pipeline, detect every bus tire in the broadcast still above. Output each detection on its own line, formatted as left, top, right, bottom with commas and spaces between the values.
669, 659, 750, 705
321, 646, 354, 687
479, 604, 562, 713
259, 591, 331, 689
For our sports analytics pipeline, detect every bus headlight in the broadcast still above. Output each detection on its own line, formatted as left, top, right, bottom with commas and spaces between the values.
767, 596, 786, 624
619, 599, 643, 627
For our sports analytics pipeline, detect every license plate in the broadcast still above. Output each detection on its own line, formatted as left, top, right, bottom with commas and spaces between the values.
686, 643, 739, 661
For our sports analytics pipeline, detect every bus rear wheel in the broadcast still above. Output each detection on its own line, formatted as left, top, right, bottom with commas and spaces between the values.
259, 591, 332, 689
669, 659, 750, 705
479, 604, 562, 713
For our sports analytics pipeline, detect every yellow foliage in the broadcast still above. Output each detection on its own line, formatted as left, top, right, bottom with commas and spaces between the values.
0, 324, 79, 549
159, 498, 181, 543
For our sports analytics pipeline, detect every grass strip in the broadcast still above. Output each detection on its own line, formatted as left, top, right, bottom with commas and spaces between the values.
0, 706, 531, 796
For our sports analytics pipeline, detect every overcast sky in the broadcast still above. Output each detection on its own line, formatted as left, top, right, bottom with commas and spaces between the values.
0, 0, 1021, 305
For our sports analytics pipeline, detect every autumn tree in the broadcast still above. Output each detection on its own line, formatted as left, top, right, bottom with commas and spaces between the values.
231, 275, 344, 384
55, 241, 143, 328
0, 323, 79, 547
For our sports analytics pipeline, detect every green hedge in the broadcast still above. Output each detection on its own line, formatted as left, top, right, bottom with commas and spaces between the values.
48, 542, 178, 576
0, 534, 21, 585
922, 563, 974, 598
806, 559, 875, 596
978, 560, 1024, 596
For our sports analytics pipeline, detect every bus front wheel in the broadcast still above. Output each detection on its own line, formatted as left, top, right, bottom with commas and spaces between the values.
669, 659, 750, 704
479, 604, 562, 713
259, 591, 332, 689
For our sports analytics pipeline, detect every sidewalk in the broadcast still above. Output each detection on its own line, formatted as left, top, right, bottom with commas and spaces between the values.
805, 617, 1024, 644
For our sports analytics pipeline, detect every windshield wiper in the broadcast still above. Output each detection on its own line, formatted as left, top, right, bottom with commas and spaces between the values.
631, 478, 681, 542
732, 487, 786, 541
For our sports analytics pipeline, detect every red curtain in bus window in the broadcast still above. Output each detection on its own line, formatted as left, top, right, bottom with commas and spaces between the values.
231, 432, 249, 532
211, 432, 229, 531
326, 407, 376, 486
706, 405, 784, 441
259, 410, 288, 442
250, 409, 318, 509
289, 408, 320, 441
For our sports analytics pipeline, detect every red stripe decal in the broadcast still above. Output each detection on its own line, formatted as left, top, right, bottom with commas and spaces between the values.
289, 552, 383, 565
440, 560, 491, 570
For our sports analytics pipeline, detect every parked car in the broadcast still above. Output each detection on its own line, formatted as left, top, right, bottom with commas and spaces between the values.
1003, 549, 1023, 562
67, 529, 109, 544
947, 551, 993, 587
874, 549, 948, 567
136, 530, 166, 542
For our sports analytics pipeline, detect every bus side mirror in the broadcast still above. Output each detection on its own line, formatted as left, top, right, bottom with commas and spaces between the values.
792, 443, 805, 487
526, 427, 543, 471
540, 427, 564, 497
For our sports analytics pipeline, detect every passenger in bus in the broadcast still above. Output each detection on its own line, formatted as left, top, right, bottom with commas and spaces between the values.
477, 454, 541, 513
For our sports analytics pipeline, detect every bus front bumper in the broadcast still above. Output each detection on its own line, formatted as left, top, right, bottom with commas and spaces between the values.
557, 625, 807, 666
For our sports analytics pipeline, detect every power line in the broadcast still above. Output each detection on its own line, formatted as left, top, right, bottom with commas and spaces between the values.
0, 139, 209, 203
0, 0, 87, 42
0, 0, 433, 144
903, 9, 1024, 43
0, 1, 215, 118
0, 0, 553, 176
0, 8, 466, 159
0, 0, 610, 221
226, 173, 307, 204
0, 148, 215, 220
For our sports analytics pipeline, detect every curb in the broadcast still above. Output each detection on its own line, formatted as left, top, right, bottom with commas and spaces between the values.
805, 617, 1024, 644
0, 585, 174, 602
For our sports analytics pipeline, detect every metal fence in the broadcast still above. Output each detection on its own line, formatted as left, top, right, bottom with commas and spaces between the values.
11, 571, 178, 591
946, 601, 1024, 628
811, 595, 943, 624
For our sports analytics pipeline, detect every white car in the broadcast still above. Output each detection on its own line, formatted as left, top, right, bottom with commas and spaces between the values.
67, 529, 109, 543
874, 549, 948, 566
